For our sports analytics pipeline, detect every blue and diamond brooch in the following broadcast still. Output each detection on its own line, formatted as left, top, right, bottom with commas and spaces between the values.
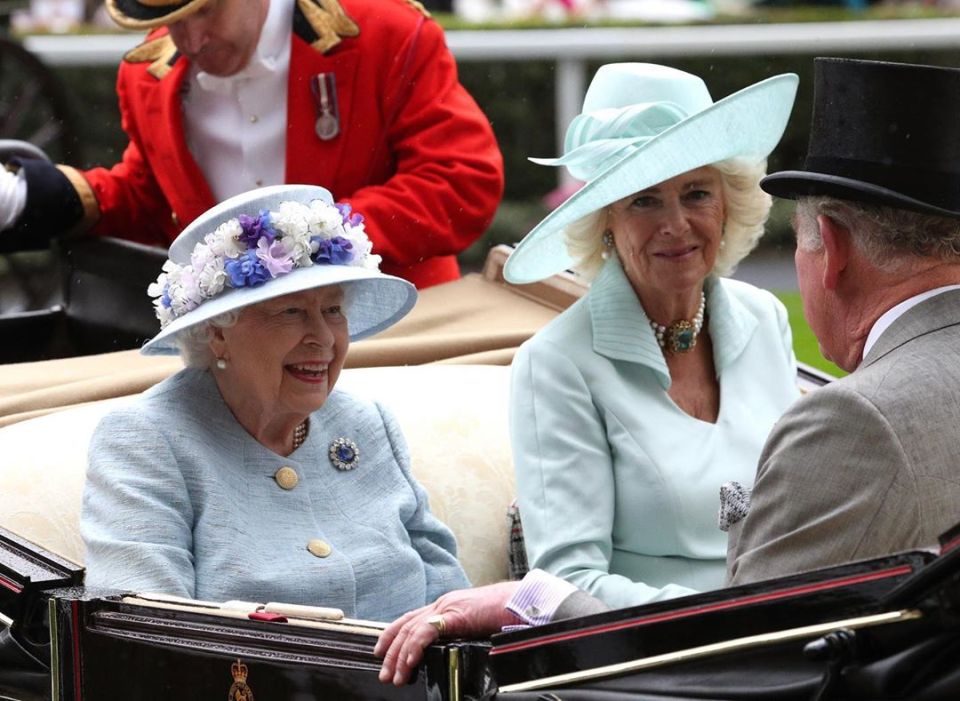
328, 437, 360, 471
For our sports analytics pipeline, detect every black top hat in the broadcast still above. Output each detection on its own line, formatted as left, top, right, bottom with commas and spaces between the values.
761, 58, 960, 219
105, 0, 212, 30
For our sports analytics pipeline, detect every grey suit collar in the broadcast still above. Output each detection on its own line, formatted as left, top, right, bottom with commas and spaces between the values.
862, 288, 960, 368
588, 256, 758, 389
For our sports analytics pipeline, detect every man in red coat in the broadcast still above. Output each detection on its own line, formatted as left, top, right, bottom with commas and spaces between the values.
1, 0, 503, 288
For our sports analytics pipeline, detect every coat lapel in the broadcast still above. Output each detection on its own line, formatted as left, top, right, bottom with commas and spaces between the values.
862, 289, 960, 368
589, 257, 758, 389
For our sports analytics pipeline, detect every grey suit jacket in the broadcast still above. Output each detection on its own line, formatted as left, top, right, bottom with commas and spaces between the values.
727, 289, 960, 585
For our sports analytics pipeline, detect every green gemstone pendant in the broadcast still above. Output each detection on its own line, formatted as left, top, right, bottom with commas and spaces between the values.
666, 321, 697, 354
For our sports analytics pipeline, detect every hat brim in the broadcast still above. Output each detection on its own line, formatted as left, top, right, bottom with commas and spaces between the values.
106, 0, 211, 30
503, 73, 799, 284
760, 171, 960, 220
141, 264, 417, 356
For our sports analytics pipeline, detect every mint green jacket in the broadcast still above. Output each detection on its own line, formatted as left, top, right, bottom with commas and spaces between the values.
510, 257, 799, 611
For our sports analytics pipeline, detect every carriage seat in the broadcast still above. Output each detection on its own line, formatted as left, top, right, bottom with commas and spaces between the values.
0, 363, 516, 589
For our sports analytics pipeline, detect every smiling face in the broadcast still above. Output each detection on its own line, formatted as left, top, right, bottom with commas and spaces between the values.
167, 0, 268, 77
607, 166, 726, 304
210, 286, 349, 432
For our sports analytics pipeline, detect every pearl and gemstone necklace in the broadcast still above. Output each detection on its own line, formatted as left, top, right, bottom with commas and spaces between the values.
649, 291, 706, 355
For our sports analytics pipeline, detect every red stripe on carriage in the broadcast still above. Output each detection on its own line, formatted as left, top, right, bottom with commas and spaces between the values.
490, 564, 915, 656
940, 534, 960, 554
0, 573, 22, 593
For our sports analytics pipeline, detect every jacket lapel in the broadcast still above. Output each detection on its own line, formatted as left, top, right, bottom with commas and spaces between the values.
862, 289, 960, 368
589, 257, 758, 389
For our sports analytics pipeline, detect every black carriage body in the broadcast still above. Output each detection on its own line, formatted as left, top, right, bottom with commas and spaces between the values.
489, 551, 940, 694
45, 550, 940, 701
48, 593, 493, 701
0, 527, 83, 701
5, 522, 960, 700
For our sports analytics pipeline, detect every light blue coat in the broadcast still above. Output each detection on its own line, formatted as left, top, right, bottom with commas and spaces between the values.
511, 257, 799, 611
81, 369, 469, 622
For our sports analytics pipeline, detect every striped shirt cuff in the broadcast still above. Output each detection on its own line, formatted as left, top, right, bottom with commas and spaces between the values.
505, 568, 579, 629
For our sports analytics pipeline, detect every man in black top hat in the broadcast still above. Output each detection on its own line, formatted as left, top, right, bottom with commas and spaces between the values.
726, 57, 960, 584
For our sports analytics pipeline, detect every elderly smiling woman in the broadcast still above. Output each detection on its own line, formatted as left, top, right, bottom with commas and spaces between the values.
80, 185, 469, 621
503, 64, 803, 611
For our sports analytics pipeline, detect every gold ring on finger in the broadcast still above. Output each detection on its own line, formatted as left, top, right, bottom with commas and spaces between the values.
426, 613, 446, 637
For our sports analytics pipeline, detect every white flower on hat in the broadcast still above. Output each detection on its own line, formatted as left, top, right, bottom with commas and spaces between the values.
205, 219, 245, 259
309, 198, 347, 233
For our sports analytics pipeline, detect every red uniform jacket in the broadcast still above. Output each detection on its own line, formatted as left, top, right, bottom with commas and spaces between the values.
76, 0, 503, 288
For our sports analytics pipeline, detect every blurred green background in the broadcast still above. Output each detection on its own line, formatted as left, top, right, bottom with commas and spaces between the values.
776, 292, 844, 377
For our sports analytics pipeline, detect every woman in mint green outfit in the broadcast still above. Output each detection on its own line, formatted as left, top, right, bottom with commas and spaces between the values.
504, 64, 802, 610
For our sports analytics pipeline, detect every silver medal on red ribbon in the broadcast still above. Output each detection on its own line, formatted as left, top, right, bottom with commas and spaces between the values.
311, 73, 340, 141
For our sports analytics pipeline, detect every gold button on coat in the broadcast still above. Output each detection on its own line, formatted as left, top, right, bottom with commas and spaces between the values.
274, 466, 299, 490
307, 539, 332, 558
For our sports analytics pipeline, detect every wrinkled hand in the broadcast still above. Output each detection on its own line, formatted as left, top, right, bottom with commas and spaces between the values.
374, 581, 522, 686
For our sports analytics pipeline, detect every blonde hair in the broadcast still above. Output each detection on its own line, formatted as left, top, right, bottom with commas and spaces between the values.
564, 158, 772, 281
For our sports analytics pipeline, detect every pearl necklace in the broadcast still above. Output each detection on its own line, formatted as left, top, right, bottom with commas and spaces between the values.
292, 420, 308, 451
649, 291, 706, 355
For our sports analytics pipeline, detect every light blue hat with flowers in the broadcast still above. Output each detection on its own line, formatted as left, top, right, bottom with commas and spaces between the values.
141, 185, 417, 355
503, 63, 799, 284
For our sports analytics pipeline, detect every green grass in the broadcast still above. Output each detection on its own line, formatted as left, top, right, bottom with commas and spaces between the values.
774, 291, 846, 378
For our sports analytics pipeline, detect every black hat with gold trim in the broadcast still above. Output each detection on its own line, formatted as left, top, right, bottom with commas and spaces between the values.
105, 0, 212, 30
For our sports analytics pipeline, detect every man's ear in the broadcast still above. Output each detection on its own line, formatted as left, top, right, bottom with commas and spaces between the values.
817, 214, 850, 291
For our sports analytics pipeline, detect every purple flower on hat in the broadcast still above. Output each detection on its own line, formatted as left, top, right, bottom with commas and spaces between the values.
335, 202, 364, 228
225, 249, 271, 287
238, 210, 277, 248
160, 286, 172, 309
314, 235, 355, 265
256, 237, 296, 277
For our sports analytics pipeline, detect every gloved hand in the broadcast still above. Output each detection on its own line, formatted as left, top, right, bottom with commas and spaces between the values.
0, 166, 27, 231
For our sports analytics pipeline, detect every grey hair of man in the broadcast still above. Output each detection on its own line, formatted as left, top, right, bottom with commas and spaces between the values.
794, 197, 960, 272
565, 158, 772, 282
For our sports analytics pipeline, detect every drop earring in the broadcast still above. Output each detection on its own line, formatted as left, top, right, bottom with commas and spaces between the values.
216, 357, 227, 370
601, 230, 614, 260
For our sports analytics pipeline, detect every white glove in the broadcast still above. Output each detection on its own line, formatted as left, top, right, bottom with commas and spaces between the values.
0, 167, 27, 232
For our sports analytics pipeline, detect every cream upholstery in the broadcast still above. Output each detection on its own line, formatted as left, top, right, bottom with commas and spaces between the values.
0, 364, 515, 588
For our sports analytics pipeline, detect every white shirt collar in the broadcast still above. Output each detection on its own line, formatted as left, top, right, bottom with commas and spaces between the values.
863, 284, 960, 359
194, 0, 294, 93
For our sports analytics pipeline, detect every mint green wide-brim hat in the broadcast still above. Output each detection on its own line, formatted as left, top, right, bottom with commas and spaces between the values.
141, 185, 417, 356
503, 63, 799, 284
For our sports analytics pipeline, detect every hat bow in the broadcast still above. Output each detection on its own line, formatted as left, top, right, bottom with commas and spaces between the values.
531, 102, 692, 182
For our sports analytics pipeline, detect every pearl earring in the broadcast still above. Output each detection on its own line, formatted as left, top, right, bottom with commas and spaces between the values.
216, 358, 227, 370
601, 230, 614, 260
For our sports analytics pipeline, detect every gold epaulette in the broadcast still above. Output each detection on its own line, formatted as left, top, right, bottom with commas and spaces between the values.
123, 34, 178, 80
297, 0, 360, 54
403, 0, 431, 17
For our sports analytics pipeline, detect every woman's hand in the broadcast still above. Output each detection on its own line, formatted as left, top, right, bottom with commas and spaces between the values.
374, 581, 523, 686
